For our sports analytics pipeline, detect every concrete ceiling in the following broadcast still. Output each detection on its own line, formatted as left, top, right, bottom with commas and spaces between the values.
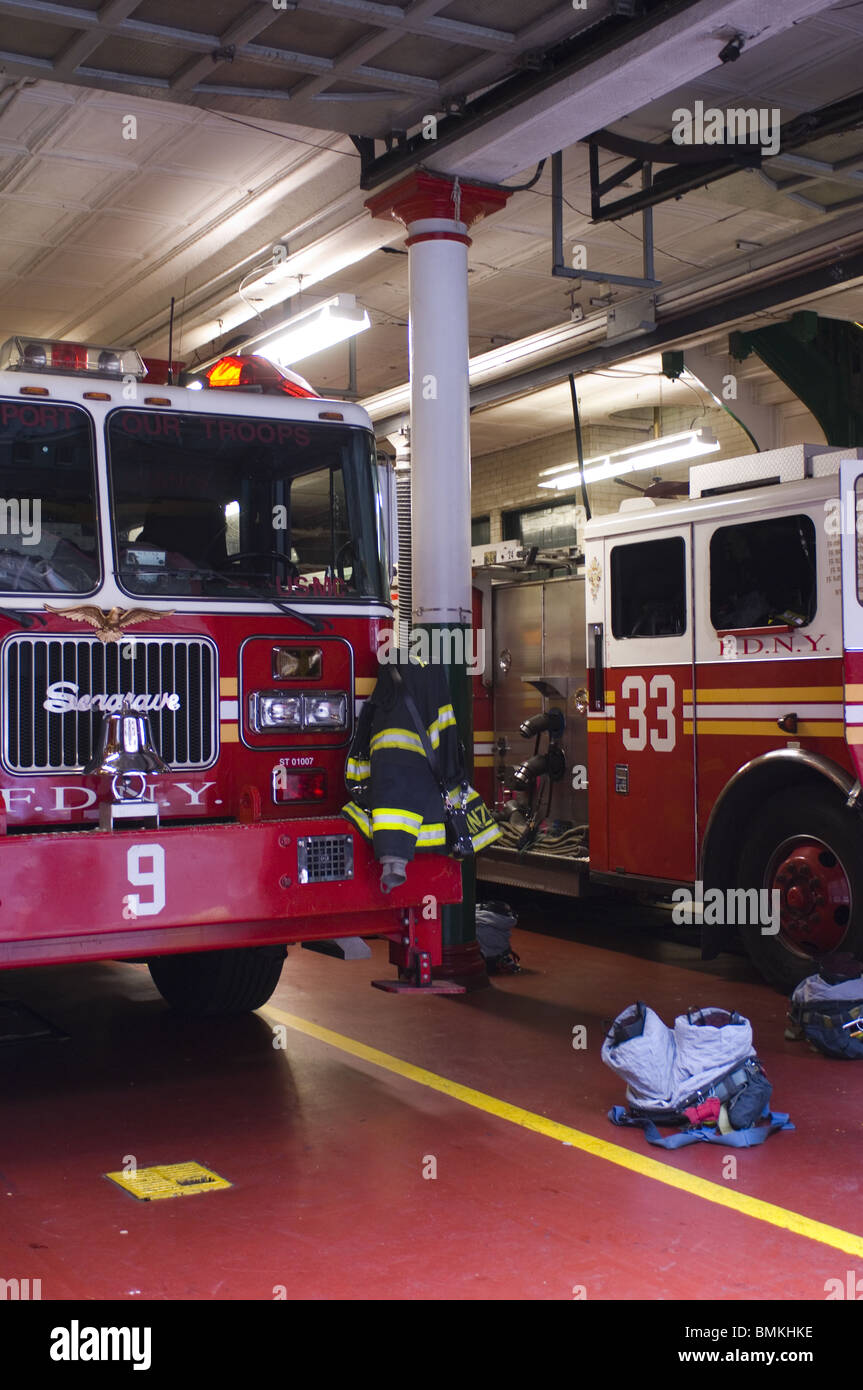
0, 0, 860, 455
0, 0, 593, 137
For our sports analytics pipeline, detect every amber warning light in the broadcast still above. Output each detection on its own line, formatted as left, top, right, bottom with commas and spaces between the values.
197, 354, 318, 398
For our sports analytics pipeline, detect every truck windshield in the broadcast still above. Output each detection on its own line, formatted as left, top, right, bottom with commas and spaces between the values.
107, 409, 387, 602
0, 399, 100, 594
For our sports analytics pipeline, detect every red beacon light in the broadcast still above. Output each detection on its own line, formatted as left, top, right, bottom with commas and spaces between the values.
0, 335, 145, 379
201, 353, 318, 398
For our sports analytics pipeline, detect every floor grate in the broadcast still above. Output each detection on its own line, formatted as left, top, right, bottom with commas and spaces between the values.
105, 1161, 232, 1201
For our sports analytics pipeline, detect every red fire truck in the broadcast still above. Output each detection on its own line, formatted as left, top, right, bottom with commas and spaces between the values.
475, 443, 863, 992
0, 334, 461, 1011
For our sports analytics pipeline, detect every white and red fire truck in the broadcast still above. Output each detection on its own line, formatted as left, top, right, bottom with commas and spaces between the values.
0, 334, 460, 1011
475, 443, 863, 991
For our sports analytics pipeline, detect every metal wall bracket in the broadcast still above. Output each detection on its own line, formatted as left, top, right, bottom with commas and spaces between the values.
551, 149, 660, 290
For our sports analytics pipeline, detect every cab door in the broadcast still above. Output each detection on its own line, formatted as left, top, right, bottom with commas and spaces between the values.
600, 524, 696, 882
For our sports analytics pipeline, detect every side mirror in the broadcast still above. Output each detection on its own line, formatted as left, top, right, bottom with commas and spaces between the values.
376, 452, 398, 586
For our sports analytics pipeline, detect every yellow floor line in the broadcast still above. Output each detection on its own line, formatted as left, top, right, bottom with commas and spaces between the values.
261, 1003, 863, 1260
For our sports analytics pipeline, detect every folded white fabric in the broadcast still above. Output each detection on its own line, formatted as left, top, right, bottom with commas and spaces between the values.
600, 1003, 677, 1110
601, 1002, 755, 1112
670, 1008, 753, 1108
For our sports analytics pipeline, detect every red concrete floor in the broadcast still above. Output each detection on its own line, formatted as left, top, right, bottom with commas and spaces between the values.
0, 894, 860, 1301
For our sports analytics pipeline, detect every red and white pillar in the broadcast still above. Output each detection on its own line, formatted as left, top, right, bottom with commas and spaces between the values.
367, 172, 511, 985
366, 172, 510, 630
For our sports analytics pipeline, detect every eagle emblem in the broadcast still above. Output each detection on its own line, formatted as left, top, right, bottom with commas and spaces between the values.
43, 605, 175, 643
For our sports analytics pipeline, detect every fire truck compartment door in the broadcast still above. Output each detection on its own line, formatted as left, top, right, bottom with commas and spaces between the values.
601, 523, 695, 881
840, 458, 863, 779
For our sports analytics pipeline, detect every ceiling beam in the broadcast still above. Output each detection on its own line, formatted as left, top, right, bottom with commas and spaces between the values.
0, 0, 439, 98
53, 0, 142, 80
295, 0, 516, 52
170, 3, 286, 95
283, 0, 449, 121
384, 0, 842, 183
387, 2, 602, 137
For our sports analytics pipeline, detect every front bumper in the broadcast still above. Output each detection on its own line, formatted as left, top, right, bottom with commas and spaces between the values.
0, 816, 463, 969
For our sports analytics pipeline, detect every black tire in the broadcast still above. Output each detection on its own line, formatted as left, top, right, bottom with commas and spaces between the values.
735, 785, 863, 992
148, 945, 286, 1015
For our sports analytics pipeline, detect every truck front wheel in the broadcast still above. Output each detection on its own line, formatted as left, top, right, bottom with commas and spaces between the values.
735, 786, 863, 992
147, 944, 287, 1015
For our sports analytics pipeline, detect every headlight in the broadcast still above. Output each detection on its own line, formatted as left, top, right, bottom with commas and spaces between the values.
248, 690, 348, 733
249, 692, 302, 730
303, 692, 348, 729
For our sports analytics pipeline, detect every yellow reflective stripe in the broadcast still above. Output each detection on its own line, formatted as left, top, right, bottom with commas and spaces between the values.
437, 704, 457, 730
342, 802, 371, 837
472, 823, 501, 850
372, 809, 423, 834
416, 823, 446, 845
346, 758, 370, 779
370, 729, 425, 756
425, 721, 442, 750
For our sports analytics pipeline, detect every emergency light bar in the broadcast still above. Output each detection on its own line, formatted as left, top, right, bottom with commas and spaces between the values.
194, 353, 318, 398
0, 335, 146, 379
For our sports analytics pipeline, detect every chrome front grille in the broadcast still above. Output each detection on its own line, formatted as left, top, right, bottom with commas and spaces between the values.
3, 635, 217, 773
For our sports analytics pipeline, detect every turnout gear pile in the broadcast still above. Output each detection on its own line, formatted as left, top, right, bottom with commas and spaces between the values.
601, 1002, 793, 1148
476, 901, 521, 975
342, 660, 499, 887
788, 954, 863, 1058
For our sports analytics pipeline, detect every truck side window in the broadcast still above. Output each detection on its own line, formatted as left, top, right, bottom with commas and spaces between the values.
710, 514, 817, 630
611, 536, 686, 638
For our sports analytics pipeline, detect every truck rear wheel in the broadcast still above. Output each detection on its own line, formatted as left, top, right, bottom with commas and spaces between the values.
147, 945, 286, 1015
735, 786, 863, 992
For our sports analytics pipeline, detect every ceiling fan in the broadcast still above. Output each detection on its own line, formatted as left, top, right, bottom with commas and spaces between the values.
614, 474, 689, 499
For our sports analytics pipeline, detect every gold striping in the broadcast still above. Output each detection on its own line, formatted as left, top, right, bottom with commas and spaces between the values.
684, 686, 843, 702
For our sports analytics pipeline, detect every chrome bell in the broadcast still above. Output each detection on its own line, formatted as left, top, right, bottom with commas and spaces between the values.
84, 696, 171, 776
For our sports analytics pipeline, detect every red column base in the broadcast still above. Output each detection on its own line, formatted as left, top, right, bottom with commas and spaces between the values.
432, 940, 490, 991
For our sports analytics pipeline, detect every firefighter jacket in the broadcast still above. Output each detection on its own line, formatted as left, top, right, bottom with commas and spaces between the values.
342, 660, 500, 863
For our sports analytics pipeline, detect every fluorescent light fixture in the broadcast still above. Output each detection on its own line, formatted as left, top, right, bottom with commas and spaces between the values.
362, 315, 603, 421
244, 294, 370, 368
537, 429, 719, 490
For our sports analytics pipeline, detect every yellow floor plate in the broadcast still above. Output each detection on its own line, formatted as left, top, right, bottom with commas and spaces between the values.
105, 1160, 231, 1201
